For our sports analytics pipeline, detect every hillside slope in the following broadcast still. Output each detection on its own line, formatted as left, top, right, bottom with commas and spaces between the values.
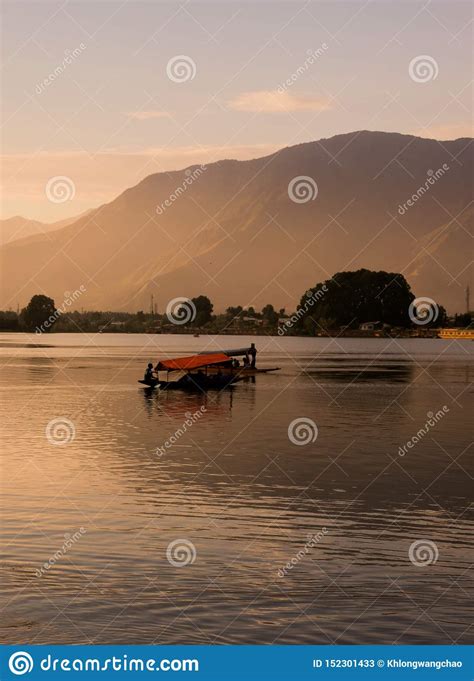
1, 131, 472, 313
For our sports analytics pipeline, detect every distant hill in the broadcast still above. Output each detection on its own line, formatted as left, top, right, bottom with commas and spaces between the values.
0, 131, 472, 313
0, 211, 91, 246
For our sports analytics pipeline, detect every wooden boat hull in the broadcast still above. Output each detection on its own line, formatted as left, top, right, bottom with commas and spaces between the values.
205, 366, 280, 377
138, 374, 241, 391
138, 379, 159, 388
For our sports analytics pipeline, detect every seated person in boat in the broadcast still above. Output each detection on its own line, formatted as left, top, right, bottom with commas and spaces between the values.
249, 343, 257, 368
242, 355, 250, 367
144, 363, 155, 383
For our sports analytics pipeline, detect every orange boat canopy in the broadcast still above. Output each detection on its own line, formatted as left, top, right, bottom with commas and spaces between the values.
159, 353, 231, 371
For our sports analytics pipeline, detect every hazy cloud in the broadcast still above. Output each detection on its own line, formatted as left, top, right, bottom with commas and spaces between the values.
126, 110, 170, 120
414, 123, 474, 140
228, 90, 332, 113
0, 143, 281, 221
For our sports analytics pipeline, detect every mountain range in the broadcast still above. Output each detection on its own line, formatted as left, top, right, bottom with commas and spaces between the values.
1, 131, 472, 314
0, 211, 91, 247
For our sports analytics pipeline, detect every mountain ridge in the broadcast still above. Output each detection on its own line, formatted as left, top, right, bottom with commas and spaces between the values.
1, 130, 472, 313
0, 210, 93, 247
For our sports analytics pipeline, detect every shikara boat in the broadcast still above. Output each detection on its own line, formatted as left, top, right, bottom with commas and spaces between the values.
138, 348, 280, 390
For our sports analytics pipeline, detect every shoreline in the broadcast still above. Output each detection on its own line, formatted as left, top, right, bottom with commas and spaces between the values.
0, 329, 458, 339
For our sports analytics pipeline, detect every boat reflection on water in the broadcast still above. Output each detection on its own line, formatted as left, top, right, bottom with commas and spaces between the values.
306, 363, 415, 383
294, 354, 416, 384
141, 382, 235, 419
1, 334, 472, 645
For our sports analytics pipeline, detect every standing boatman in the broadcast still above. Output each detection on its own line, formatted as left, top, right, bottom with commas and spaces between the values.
249, 343, 257, 368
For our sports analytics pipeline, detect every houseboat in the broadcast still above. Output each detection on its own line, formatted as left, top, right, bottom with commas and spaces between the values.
438, 328, 474, 340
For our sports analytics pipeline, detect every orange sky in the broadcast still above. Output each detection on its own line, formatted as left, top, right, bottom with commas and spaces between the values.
1, 0, 472, 222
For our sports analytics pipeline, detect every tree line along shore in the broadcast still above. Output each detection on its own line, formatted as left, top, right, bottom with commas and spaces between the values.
1, 269, 471, 337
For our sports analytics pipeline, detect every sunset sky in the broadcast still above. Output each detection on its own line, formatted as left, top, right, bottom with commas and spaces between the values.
1, 0, 472, 222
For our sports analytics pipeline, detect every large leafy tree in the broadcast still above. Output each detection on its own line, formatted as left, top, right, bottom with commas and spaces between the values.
191, 295, 213, 326
261, 304, 278, 325
21, 295, 57, 332
453, 312, 472, 328
226, 306, 243, 318
0, 311, 20, 331
296, 269, 416, 333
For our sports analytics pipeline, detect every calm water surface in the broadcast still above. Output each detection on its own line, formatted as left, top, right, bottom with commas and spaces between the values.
0, 333, 472, 644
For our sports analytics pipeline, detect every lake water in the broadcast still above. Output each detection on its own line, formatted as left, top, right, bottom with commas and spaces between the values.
0, 333, 472, 645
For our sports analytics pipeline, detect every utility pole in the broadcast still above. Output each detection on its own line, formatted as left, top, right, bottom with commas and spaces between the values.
466, 285, 470, 314
150, 294, 154, 316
